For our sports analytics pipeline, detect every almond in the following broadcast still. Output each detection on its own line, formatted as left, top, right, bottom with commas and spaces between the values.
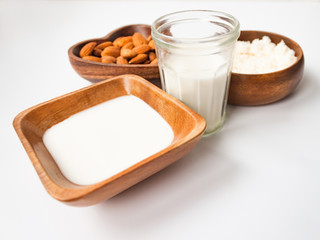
82, 55, 101, 62
148, 40, 155, 50
101, 46, 120, 58
101, 56, 116, 63
150, 58, 158, 65
129, 54, 148, 64
112, 37, 124, 47
121, 48, 137, 59
79, 42, 97, 58
122, 42, 134, 50
116, 56, 128, 64
95, 41, 113, 50
93, 48, 102, 57
148, 52, 156, 61
114, 36, 133, 47
132, 32, 147, 46
132, 44, 150, 55
147, 35, 152, 42
144, 60, 151, 64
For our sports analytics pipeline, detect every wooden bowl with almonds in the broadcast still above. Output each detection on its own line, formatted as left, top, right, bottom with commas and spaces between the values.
68, 24, 161, 87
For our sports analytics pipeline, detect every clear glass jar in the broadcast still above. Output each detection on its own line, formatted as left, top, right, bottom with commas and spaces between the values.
151, 10, 240, 136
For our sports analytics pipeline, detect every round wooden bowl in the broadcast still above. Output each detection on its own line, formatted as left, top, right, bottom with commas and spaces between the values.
228, 30, 304, 106
68, 24, 161, 87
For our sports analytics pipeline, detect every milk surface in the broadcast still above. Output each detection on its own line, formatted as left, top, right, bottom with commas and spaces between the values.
167, 21, 230, 39
43, 95, 174, 185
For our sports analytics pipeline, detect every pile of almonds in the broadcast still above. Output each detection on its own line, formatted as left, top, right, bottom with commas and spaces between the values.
79, 32, 157, 65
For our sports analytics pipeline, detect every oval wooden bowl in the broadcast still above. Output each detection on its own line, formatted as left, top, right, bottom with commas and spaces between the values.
68, 24, 161, 87
228, 30, 304, 106
13, 74, 206, 207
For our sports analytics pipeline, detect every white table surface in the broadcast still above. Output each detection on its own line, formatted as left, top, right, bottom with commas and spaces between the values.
1, 1, 320, 239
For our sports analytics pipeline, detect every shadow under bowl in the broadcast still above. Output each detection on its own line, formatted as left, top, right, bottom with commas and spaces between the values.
13, 74, 206, 207
228, 30, 304, 106
68, 24, 161, 87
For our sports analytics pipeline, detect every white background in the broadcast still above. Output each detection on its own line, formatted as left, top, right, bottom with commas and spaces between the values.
1, 1, 320, 239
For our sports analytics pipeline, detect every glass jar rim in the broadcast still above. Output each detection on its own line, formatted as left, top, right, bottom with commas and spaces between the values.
151, 9, 240, 45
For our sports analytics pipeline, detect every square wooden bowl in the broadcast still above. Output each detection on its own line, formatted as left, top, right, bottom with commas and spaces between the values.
13, 74, 206, 207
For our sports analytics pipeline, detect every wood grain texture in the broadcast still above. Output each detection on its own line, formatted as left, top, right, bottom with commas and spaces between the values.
68, 24, 161, 87
228, 30, 304, 106
13, 74, 206, 207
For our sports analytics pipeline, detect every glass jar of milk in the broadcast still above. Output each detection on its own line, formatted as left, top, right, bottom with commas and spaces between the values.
152, 10, 240, 136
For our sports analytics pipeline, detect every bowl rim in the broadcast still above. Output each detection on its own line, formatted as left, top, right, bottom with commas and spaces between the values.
13, 74, 206, 203
231, 30, 304, 76
68, 24, 158, 68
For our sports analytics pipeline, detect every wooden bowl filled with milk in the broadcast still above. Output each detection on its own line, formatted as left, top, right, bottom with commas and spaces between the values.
229, 30, 304, 106
13, 74, 206, 206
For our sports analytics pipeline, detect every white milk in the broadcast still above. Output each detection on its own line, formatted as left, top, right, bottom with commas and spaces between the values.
43, 95, 174, 185
161, 54, 231, 134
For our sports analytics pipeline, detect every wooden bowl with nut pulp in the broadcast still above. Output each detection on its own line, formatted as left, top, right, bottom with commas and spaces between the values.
228, 30, 304, 106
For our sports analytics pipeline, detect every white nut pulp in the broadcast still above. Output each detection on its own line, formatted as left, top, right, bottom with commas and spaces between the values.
152, 10, 240, 136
